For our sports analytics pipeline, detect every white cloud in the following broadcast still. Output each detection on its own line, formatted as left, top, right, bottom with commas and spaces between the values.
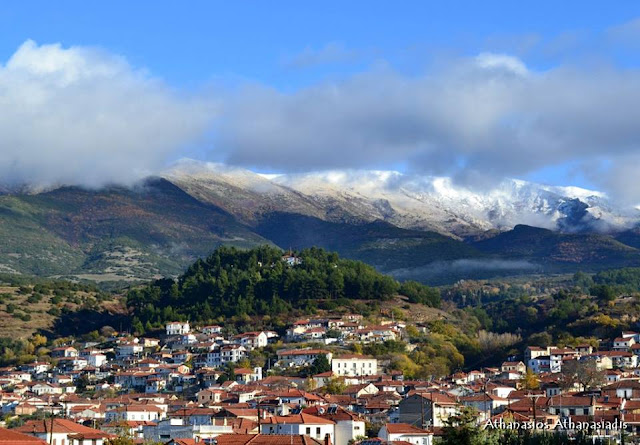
475, 52, 529, 75
0, 40, 214, 188
215, 52, 640, 203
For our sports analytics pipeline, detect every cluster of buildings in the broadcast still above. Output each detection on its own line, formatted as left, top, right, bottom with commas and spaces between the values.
5, 319, 640, 444
285, 316, 402, 345
525, 331, 640, 374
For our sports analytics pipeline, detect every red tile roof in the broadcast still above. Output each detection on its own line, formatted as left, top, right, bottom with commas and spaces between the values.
261, 413, 335, 425
384, 423, 432, 435
16, 419, 111, 438
0, 427, 48, 445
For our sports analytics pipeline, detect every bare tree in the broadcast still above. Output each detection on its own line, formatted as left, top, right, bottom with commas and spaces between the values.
561, 359, 605, 392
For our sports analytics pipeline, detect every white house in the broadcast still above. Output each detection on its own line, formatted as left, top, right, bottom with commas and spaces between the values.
166, 322, 190, 336
303, 406, 365, 445
202, 326, 222, 335
378, 423, 433, 445
105, 404, 164, 422
233, 332, 268, 350
331, 355, 377, 377
51, 347, 78, 358
206, 345, 247, 367
87, 353, 107, 368
117, 343, 144, 358
613, 337, 636, 350
261, 413, 335, 443
277, 349, 332, 367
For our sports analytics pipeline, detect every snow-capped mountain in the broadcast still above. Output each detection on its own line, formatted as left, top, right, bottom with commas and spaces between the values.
164, 160, 639, 238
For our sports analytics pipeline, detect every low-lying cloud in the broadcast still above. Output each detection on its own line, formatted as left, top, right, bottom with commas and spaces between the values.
3, 39, 640, 205
389, 259, 539, 281
0, 40, 213, 188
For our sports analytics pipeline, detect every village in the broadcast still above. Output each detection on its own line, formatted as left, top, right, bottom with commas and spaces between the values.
0, 316, 638, 445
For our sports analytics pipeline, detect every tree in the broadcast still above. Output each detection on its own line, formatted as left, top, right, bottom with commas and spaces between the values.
520, 368, 540, 390
561, 360, 605, 392
589, 284, 617, 301
441, 406, 499, 445
307, 354, 331, 376
323, 377, 346, 395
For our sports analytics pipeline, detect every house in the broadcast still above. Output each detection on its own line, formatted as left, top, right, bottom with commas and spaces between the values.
206, 345, 247, 367
301, 328, 327, 341
196, 388, 224, 405
302, 406, 365, 445
166, 322, 190, 336
606, 370, 623, 383
528, 356, 551, 374
623, 331, 640, 341
277, 349, 332, 367
234, 368, 263, 384
614, 337, 636, 350
51, 347, 78, 358
547, 396, 595, 417
105, 404, 165, 422
282, 254, 302, 266
460, 393, 509, 417
354, 326, 397, 343
202, 326, 222, 335
16, 419, 112, 445
575, 344, 594, 355
398, 392, 459, 428
146, 378, 168, 393
602, 380, 640, 399
331, 355, 377, 377
378, 423, 433, 445
22, 363, 51, 375
525, 346, 549, 363
87, 353, 107, 368
580, 354, 614, 371
117, 343, 144, 358
598, 351, 638, 368
500, 361, 526, 374
343, 383, 379, 399
260, 413, 335, 444
233, 332, 268, 350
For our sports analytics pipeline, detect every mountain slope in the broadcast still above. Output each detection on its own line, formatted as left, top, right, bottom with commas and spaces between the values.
0, 178, 267, 279
164, 160, 638, 238
474, 224, 640, 269
255, 213, 481, 272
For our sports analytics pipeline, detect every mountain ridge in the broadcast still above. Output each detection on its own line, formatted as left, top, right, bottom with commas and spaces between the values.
0, 160, 638, 283
163, 159, 638, 238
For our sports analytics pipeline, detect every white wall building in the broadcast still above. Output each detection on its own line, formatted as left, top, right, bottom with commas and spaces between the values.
261, 414, 335, 444
166, 322, 190, 336
331, 355, 377, 377
378, 423, 433, 445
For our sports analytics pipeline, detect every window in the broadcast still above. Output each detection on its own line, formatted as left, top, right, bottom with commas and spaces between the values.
306, 428, 311, 435
316, 428, 321, 436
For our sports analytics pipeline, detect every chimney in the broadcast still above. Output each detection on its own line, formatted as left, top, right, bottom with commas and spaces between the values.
324, 434, 331, 445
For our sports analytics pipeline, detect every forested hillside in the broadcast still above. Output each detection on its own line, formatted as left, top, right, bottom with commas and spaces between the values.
126, 246, 441, 333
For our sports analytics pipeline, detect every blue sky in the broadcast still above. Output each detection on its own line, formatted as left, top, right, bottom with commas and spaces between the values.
2, 1, 640, 196
3, 1, 639, 87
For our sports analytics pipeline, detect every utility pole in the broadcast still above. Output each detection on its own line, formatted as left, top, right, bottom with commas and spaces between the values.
48, 397, 55, 445
483, 381, 490, 423
525, 393, 543, 431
